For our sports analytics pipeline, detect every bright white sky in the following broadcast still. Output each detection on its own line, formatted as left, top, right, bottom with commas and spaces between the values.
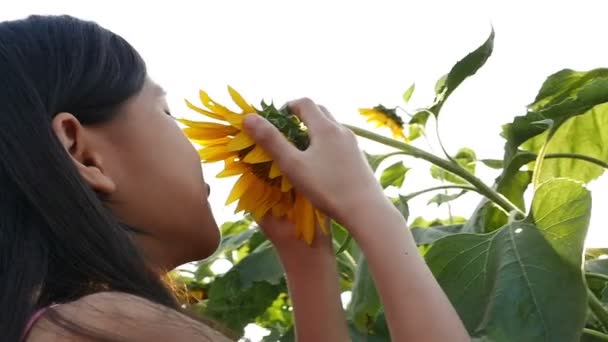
1, 1, 606, 243
2, 1, 607, 341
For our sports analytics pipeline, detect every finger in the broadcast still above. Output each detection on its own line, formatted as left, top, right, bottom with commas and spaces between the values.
317, 104, 339, 124
243, 114, 301, 167
286, 98, 333, 135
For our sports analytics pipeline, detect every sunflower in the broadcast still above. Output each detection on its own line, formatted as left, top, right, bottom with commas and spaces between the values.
179, 86, 328, 245
358, 104, 408, 141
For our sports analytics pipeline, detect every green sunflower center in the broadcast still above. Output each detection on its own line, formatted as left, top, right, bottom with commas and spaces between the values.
373, 104, 405, 127
256, 101, 310, 150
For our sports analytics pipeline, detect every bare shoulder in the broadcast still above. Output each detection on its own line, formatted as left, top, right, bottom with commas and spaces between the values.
27, 292, 232, 341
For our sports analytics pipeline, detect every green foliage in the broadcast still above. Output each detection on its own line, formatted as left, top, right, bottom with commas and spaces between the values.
348, 256, 382, 333
501, 68, 608, 162
410, 29, 494, 126
430, 147, 477, 184
402, 83, 415, 104
427, 191, 465, 206
426, 179, 590, 341
379, 161, 409, 188
523, 102, 608, 184
204, 241, 285, 334
177, 29, 608, 342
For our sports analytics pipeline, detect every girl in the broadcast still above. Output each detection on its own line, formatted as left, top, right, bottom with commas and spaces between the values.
0, 15, 468, 342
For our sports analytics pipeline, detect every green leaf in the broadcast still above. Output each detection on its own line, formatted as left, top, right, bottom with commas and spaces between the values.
408, 123, 423, 141
204, 242, 286, 334
255, 293, 293, 339
585, 259, 608, 302
502, 68, 608, 162
434, 74, 448, 95
411, 216, 467, 228
219, 228, 257, 252
402, 83, 415, 104
205, 272, 284, 334
407, 29, 494, 128
530, 178, 591, 263
430, 148, 476, 184
380, 161, 409, 188
364, 152, 400, 172
480, 159, 504, 169
429, 29, 494, 117
221, 218, 253, 236
464, 170, 532, 233
236, 242, 284, 289
409, 110, 430, 126
427, 191, 465, 207
410, 224, 465, 245
390, 195, 410, 220
348, 256, 382, 333
332, 221, 361, 262
425, 178, 591, 341
336, 234, 353, 255
522, 102, 608, 184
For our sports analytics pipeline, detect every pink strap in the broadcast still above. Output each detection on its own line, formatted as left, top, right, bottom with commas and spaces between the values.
22, 304, 59, 341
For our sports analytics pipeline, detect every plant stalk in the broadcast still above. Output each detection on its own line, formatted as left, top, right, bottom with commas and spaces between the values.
587, 272, 608, 283
589, 288, 608, 332
583, 328, 608, 341
403, 184, 479, 201
522, 152, 608, 169
345, 124, 523, 216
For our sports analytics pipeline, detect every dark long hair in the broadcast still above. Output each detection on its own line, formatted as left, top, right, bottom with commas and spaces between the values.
0, 15, 179, 341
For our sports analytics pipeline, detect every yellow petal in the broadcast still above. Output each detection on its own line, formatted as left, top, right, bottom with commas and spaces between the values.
226, 172, 255, 205
358, 108, 374, 116
223, 112, 245, 129
265, 188, 283, 210
315, 210, 329, 235
217, 161, 249, 178
199, 90, 242, 119
177, 118, 233, 131
182, 125, 238, 141
228, 86, 256, 113
301, 199, 315, 245
227, 131, 255, 151
252, 187, 274, 221
268, 161, 281, 179
198, 145, 238, 162
236, 178, 265, 214
272, 195, 291, 217
294, 195, 305, 239
281, 177, 293, 192
243, 145, 272, 164
185, 99, 224, 121
191, 136, 231, 147
262, 189, 283, 218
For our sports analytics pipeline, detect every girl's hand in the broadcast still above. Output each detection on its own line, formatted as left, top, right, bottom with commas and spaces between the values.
245, 98, 469, 341
257, 214, 333, 268
257, 215, 350, 342
243, 99, 388, 228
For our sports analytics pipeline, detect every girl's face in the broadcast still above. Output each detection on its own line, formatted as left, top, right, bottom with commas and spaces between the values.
55, 78, 220, 270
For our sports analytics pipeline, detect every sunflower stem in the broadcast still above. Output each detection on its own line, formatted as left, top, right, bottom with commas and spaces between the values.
587, 272, 608, 283
402, 184, 479, 202
583, 328, 608, 341
345, 124, 523, 216
589, 288, 608, 333
520, 152, 608, 169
